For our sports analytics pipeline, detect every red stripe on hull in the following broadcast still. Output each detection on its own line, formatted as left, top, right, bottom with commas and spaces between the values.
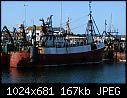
10, 48, 104, 68
10, 51, 30, 68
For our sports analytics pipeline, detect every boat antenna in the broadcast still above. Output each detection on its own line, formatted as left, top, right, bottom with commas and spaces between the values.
110, 13, 112, 33
24, 4, 28, 27
60, 1, 62, 34
89, 1, 92, 20
105, 19, 107, 33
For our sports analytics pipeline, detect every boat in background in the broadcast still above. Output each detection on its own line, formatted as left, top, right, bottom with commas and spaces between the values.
1, 26, 15, 67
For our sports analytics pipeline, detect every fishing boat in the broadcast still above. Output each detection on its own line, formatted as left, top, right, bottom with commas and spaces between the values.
2, 2, 105, 68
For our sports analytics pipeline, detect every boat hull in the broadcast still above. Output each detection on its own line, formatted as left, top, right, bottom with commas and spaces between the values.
40, 48, 104, 65
1, 54, 10, 67
10, 51, 30, 68
10, 48, 104, 68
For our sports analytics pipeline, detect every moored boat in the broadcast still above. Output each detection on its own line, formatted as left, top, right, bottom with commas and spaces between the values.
3, 2, 105, 68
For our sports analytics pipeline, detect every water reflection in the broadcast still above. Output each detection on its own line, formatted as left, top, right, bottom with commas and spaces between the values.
2, 62, 125, 83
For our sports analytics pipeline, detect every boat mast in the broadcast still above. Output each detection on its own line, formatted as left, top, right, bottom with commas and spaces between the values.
86, 1, 101, 44
24, 4, 28, 27
89, 1, 93, 36
66, 17, 71, 34
89, 1, 92, 21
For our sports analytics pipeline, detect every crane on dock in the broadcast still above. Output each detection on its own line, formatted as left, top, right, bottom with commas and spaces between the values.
1, 26, 14, 45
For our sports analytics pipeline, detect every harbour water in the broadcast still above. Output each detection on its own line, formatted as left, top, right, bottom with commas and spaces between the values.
2, 62, 125, 83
